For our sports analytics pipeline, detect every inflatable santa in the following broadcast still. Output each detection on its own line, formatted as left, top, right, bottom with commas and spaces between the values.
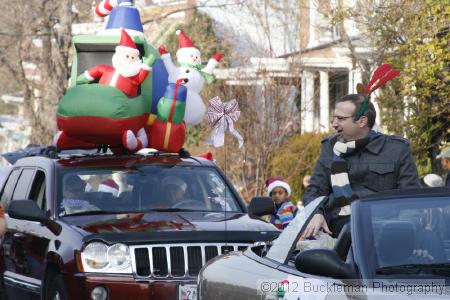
76, 29, 152, 98
159, 30, 222, 126
75, 28, 152, 151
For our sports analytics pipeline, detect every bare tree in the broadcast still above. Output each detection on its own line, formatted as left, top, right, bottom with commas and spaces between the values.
0, 0, 92, 144
179, 1, 306, 202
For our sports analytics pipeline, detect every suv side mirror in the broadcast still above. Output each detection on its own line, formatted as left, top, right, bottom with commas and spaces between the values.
248, 197, 275, 218
295, 249, 356, 279
8, 200, 62, 235
8, 200, 47, 222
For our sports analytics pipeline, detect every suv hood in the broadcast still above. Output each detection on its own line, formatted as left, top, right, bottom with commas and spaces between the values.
64, 211, 280, 244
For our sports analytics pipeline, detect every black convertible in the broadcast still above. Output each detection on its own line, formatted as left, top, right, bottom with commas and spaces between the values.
198, 188, 450, 299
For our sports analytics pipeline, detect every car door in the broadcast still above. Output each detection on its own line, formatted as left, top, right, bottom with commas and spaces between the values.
261, 197, 354, 300
3, 168, 50, 300
0, 168, 21, 275
199, 196, 343, 300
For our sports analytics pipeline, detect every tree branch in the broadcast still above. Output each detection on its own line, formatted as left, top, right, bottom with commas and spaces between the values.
142, 1, 245, 25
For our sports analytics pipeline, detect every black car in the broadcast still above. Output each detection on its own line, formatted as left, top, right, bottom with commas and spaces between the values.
0, 148, 279, 300
198, 188, 450, 299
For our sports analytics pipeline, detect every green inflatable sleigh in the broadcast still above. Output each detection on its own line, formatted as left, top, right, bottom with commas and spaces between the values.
56, 34, 166, 149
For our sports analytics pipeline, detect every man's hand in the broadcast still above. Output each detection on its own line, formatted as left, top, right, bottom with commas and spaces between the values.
301, 213, 332, 239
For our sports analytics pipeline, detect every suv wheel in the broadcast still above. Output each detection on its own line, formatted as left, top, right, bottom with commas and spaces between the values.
46, 274, 68, 300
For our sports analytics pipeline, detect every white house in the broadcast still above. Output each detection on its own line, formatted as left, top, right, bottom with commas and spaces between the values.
199, 0, 378, 133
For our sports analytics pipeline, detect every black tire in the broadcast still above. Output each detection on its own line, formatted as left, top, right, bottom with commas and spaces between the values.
46, 274, 68, 300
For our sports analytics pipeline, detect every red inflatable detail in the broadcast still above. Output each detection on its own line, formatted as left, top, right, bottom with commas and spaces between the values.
158, 45, 168, 55
199, 152, 213, 161
95, 5, 108, 17
57, 114, 148, 148
213, 53, 223, 62
149, 121, 186, 153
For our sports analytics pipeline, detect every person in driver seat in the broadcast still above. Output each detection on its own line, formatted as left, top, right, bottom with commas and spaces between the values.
161, 176, 188, 207
61, 175, 99, 215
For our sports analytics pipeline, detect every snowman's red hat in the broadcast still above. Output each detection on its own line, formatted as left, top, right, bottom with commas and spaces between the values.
176, 30, 196, 49
175, 30, 200, 60
115, 28, 140, 55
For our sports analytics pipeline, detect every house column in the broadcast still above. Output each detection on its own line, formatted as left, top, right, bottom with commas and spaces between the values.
348, 68, 362, 94
319, 71, 329, 132
301, 70, 314, 133
308, 0, 318, 48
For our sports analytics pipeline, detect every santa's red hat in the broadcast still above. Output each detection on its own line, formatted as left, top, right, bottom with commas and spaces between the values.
98, 179, 119, 197
116, 28, 139, 55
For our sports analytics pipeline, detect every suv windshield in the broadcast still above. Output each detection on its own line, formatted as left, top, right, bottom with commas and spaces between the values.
354, 196, 450, 277
57, 165, 242, 216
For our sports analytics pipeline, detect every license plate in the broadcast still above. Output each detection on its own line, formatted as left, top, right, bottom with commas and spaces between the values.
178, 284, 197, 300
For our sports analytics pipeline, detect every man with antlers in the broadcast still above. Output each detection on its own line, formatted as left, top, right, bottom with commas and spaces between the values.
302, 64, 420, 238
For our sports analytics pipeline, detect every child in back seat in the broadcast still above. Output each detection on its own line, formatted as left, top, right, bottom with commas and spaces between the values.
266, 178, 297, 230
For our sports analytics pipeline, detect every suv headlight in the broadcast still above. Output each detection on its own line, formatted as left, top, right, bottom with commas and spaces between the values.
81, 242, 132, 274
108, 243, 130, 269
83, 242, 108, 269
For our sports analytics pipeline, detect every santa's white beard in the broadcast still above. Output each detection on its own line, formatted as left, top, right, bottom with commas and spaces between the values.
112, 52, 142, 77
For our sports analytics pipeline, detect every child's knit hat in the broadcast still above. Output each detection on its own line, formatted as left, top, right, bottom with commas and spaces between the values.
265, 177, 291, 196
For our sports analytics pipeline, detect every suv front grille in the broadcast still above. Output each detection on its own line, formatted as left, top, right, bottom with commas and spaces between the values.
130, 243, 250, 278
134, 248, 151, 276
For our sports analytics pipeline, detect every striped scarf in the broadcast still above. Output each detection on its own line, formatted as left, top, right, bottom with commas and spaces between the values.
330, 130, 382, 216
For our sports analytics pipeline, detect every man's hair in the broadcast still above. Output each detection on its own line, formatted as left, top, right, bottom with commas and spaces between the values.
336, 94, 376, 128
65, 175, 85, 194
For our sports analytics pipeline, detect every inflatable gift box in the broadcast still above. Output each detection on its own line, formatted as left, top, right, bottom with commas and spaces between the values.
149, 82, 187, 153
149, 121, 186, 153
156, 82, 187, 123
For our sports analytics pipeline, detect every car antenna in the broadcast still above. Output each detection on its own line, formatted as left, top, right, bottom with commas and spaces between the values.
224, 137, 228, 251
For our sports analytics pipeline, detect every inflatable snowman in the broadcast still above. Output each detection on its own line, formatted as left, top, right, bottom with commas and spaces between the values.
159, 30, 222, 126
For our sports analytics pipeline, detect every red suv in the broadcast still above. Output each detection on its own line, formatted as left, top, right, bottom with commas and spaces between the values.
0, 147, 279, 300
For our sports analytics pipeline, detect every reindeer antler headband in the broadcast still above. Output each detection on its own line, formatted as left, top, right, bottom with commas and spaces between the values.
354, 64, 400, 121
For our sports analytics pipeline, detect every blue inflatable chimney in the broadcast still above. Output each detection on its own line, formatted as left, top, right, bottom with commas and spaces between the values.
96, 0, 144, 35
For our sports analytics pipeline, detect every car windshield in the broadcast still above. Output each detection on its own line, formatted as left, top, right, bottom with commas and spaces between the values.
354, 196, 450, 277
265, 196, 327, 263
57, 165, 242, 216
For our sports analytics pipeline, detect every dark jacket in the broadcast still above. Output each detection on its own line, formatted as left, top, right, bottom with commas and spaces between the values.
303, 134, 420, 219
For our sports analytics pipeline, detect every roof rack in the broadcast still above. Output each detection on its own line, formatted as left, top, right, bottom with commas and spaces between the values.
2, 146, 59, 165
2, 145, 193, 165
137, 148, 191, 158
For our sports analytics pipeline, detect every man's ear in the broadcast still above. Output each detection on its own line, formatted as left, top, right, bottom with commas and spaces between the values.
358, 115, 369, 128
